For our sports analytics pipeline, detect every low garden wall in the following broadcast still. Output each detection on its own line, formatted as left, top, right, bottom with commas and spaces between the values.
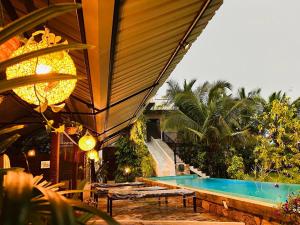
138, 177, 285, 225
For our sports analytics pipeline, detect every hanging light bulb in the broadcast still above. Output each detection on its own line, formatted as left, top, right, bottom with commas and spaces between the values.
124, 167, 131, 174
6, 28, 77, 105
78, 130, 96, 151
27, 149, 36, 157
87, 149, 99, 162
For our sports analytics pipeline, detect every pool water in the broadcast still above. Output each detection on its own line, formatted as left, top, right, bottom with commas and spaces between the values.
150, 175, 300, 203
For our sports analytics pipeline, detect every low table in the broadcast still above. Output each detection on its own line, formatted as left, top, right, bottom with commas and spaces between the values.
107, 188, 197, 216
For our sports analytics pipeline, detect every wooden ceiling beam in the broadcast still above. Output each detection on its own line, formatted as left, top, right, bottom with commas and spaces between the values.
1, 0, 18, 21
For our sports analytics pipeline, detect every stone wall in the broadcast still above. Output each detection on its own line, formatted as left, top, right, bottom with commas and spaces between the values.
138, 178, 285, 225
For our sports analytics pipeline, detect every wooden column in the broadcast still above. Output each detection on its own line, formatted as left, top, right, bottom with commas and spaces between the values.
71, 144, 79, 189
50, 132, 60, 183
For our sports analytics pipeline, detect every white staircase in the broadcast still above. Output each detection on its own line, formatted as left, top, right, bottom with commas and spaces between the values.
189, 166, 210, 178
146, 137, 209, 178
146, 138, 176, 176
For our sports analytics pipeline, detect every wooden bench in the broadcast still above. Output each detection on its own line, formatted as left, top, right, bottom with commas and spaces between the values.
107, 188, 197, 216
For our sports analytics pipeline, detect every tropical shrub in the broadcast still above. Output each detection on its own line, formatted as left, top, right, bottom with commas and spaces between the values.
115, 117, 155, 181
227, 155, 245, 179
254, 99, 300, 183
130, 117, 155, 177
0, 169, 118, 225
115, 136, 140, 182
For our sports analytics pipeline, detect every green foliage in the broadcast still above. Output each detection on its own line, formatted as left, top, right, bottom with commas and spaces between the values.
115, 117, 155, 181
163, 79, 300, 183
115, 136, 140, 182
254, 99, 300, 182
227, 155, 245, 180
140, 155, 156, 177
130, 116, 155, 177
0, 170, 119, 225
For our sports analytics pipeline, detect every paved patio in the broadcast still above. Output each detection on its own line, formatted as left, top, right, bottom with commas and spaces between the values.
90, 196, 243, 225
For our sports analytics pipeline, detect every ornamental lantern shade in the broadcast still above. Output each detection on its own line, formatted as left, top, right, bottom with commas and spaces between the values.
6, 29, 77, 105
78, 131, 96, 151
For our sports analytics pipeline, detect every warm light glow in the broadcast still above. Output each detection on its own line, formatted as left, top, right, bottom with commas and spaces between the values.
36, 64, 52, 75
87, 149, 99, 161
6, 29, 77, 105
124, 167, 131, 174
27, 149, 36, 157
78, 131, 96, 151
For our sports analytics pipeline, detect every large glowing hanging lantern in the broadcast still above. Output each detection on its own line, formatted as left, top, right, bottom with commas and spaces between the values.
6, 28, 77, 105
78, 131, 96, 151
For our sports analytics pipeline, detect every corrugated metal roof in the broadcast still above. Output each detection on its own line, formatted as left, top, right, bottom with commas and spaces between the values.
84, 0, 223, 144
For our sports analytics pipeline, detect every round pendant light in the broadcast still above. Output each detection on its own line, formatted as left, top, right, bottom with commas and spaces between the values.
6, 28, 77, 105
78, 131, 96, 151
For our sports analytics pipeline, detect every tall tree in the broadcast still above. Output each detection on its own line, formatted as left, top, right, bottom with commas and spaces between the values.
163, 80, 249, 177
255, 98, 300, 182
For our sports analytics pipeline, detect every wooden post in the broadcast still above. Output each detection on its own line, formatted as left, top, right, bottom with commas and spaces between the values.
71, 144, 79, 189
50, 132, 60, 183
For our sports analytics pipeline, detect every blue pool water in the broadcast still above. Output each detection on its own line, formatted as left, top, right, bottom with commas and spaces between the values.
150, 175, 300, 203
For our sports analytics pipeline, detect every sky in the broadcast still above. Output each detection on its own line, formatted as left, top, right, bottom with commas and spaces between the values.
156, 0, 300, 100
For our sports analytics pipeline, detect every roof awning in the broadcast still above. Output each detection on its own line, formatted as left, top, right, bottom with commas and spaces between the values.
0, 0, 223, 146
82, 0, 223, 143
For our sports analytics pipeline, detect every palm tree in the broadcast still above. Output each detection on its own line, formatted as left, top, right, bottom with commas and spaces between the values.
163, 80, 249, 177
268, 91, 286, 103
235, 87, 265, 132
265, 91, 300, 116
164, 79, 197, 105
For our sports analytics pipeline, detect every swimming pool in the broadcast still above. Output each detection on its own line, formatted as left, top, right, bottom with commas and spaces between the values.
150, 175, 300, 203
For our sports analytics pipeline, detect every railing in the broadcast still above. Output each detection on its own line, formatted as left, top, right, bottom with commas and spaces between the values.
162, 132, 199, 168
162, 132, 177, 164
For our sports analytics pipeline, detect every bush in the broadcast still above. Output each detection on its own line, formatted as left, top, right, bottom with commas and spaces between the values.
141, 155, 156, 177
115, 137, 141, 182
227, 155, 245, 179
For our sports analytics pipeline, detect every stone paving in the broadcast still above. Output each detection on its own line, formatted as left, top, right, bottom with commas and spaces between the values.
90, 196, 243, 225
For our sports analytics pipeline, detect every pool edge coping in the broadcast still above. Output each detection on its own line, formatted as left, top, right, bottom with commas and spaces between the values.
148, 178, 277, 207
138, 177, 283, 223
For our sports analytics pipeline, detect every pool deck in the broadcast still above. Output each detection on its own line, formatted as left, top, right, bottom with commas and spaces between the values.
137, 178, 283, 225
91, 195, 243, 225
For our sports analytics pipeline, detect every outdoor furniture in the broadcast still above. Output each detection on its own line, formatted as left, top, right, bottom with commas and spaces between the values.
92, 182, 145, 188
107, 188, 197, 217
92, 182, 146, 203
92, 182, 145, 195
